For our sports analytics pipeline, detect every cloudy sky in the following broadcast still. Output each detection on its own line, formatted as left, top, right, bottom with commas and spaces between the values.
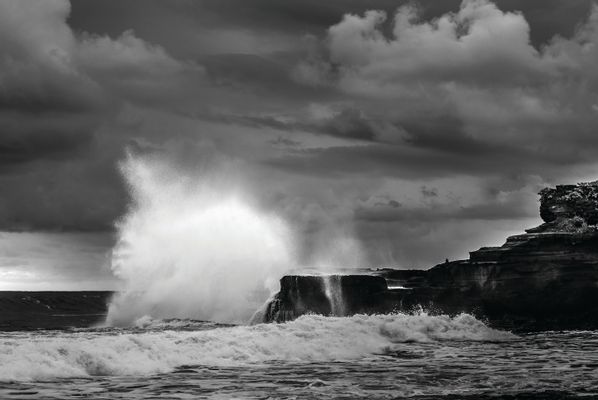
1, 0, 598, 290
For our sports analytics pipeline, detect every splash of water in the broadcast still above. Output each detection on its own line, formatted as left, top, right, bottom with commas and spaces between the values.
106, 155, 295, 326
0, 313, 515, 381
322, 275, 346, 317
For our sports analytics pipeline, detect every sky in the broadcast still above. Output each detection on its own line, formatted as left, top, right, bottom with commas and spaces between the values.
1, 0, 598, 290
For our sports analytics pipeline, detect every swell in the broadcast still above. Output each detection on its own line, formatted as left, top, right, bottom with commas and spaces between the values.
0, 291, 111, 331
0, 313, 514, 381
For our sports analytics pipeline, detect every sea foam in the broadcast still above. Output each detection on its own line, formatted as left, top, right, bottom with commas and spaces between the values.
0, 313, 514, 381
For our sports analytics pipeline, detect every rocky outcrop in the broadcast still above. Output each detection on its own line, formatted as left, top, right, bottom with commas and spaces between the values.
260, 181, 598, 332
261, 275, 390, 323
536, 181, 598, 231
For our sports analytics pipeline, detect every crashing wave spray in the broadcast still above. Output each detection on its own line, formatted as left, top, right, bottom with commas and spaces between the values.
323, 275, 346, 316
106, 155, 295, 326
0, 313, 515, 381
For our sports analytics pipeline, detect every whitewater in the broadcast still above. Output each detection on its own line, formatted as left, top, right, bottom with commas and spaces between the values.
3, 156, 598, 398
2, 313, 598, 398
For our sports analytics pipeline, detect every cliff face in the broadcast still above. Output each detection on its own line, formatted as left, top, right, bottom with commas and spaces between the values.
419, 232, 598, 331
260, 181, 598, 331
261, 275, 390, 323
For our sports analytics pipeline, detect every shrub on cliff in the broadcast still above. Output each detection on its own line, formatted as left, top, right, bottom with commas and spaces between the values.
539, 181, 598, 227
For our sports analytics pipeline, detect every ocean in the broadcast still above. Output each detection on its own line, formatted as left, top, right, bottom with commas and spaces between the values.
1, 293, 597, 399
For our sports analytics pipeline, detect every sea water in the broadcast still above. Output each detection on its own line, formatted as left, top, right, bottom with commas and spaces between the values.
5, 157, 594, 398
2, 313, 598, 399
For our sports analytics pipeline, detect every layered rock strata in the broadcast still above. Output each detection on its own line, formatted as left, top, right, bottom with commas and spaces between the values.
260, 181, 598, 331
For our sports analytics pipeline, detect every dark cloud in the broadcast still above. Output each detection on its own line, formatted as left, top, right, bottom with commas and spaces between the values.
0, 121, 94, 166
0, 137, 128, 232
2, 0, 598, 274
354, 197, 534, 223
69, 0, 593, 49
320, 108, 378, 141
264, 137, 585, 182
0, 0, 187, 231
421, 186, 438, 198
195, 53, 335, 108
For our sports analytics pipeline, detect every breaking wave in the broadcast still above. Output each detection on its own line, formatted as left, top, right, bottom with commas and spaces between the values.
0, 313, 514, 381
106, 155, 295, 326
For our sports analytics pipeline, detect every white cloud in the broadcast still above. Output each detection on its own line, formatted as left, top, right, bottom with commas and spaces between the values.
296, 1, 598, 103
77, 30, 185, 77
292, 0, 598, 153
0, 0, 193, 113
298, 0, 548, 94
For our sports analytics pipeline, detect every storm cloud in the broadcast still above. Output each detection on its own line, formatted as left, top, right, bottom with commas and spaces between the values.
1, 0, 598, 287
0, 0, 193, 231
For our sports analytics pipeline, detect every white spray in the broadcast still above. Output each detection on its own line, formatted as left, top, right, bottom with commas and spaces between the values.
106, 155, 295, 326
323, 275, 346, 317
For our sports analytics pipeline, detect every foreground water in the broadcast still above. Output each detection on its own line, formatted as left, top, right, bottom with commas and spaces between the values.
1, 313, 597, 399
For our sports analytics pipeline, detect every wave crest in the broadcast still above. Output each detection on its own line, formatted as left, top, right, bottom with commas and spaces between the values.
0, 313, 514, 381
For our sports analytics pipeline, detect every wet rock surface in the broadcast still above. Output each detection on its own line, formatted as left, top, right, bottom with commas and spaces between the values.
262, 182, 598, 332
262, 275, 390, 323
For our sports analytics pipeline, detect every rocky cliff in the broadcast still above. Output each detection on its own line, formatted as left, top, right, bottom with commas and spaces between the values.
260, 181, 598, 331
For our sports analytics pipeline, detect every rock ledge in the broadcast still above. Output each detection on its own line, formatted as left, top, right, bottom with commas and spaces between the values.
260, 181, 598, 332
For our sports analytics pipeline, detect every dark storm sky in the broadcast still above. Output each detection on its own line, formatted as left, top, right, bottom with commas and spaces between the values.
1, 0, 598, 288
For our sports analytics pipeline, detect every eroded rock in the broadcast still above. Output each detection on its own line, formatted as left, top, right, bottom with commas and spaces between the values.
261, 181, 598, 332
